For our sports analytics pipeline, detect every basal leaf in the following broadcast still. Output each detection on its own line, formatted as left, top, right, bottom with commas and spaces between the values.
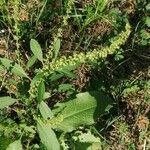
52, 92, 112, 132
6, 140, 23, 150
37, 119, 60, 150
30, 39, 43, 63
37, 80, 45, 102
0, 96, 17, 109
39, 101, 54, 120
0, 58, 29, 78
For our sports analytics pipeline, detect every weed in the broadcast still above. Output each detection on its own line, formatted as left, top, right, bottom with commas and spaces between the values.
0, 0, 149, 149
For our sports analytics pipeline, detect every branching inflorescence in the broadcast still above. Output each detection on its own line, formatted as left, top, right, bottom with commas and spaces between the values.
29, 23, 131, 100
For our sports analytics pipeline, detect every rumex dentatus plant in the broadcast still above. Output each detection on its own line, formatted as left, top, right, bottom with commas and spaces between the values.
0, 22, 131, 149
29, 23, 131, 101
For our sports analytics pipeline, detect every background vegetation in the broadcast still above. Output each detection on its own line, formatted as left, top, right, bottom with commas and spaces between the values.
0, 0, 149, 149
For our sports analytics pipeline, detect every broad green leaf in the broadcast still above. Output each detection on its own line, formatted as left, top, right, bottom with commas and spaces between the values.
30, 39, 43, 63
0, 96, 17, 109
52, 92, 112, 132
0, 58, 28, 78
54, 38, 61, 60
37, 119, 60, 150
39, 101, 54, 120
26, 55, 37, 69
37, 80, 45, 102
6, 140, 23, 150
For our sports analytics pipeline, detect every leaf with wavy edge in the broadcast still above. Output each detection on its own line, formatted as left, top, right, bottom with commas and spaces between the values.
51, 92, 112, 132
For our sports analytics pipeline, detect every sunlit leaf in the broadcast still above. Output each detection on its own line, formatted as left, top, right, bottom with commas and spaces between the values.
39, 101, 54, 120
30, 39, 43, 63
37, 119, 60, 150
52, 92, 112, 132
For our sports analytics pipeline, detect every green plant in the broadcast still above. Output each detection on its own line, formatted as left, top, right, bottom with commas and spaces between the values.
1, 0, 149, 149
0, 20, 131, 149
29, 22, 131, 100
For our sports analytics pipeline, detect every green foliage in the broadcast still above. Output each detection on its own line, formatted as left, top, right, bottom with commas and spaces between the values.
0, 97, 17, 109
96, 0, 108, 13
122, 85, 140, 97
30, 39, 43, 63
72, 130, 102, 150
0, 21, 131, 149
53, 38, 61, 60
0, 0, 149, 149
51, 92, 112, 132
0, 137, 13, 150
29, 23, 131, 100
0, 58, 29, 78
37, 80, 45, 102
26, 55, 37, 69
37, 119, 60, 150
140, 29, 150, 45
6, 140, 23, 150
145, 16, 150, 27
39, 101, 54, 120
